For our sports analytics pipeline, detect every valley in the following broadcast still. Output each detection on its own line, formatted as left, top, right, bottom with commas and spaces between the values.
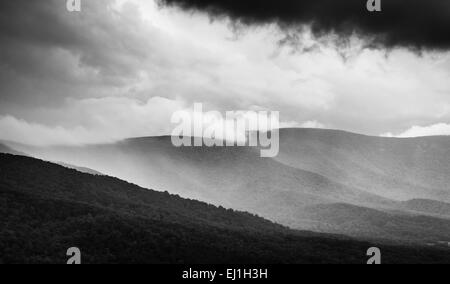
3, 128, 450, 245
1, 153, 449, 264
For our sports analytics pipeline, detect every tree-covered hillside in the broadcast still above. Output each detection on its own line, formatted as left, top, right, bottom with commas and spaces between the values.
0, 154, 449, 264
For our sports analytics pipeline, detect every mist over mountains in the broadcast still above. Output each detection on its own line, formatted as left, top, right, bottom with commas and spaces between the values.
2, 153, 449, 264
275, 129, 450, 202
4, 128, 450, 245
2, 0, 450, 266
0, 143, 23, 156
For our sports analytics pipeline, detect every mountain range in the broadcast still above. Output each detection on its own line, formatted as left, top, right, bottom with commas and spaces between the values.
3, 128, 450, 245
1, 153, 449, 264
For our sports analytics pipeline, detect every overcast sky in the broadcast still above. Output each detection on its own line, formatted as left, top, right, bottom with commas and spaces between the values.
1, 0, 450, 145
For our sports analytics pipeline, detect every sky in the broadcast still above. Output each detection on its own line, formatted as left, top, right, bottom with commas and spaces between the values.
0, 0, 450, 145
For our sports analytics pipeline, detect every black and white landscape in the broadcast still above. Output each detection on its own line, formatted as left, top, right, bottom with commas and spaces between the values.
1, 0, 450, 264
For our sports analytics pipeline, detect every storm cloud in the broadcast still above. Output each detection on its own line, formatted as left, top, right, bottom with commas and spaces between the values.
0, 0, 450, 145
158, 0, 450, 50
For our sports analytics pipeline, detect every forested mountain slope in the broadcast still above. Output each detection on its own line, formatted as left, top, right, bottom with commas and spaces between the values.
1, 154, 449, 264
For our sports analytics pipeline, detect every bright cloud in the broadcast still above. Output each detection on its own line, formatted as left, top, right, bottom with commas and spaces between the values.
1, 0, 450, 145
383, 123, 450, 138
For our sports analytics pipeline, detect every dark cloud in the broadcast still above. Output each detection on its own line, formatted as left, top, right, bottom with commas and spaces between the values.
158, 0, 450, 50
0, 0, 153, 76
0, 0, 159, 109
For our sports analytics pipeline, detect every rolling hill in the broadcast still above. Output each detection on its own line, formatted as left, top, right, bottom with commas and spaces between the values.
295, 203, 450, 243
5, 128, 450, 243
0, 143, 102, 176
1, 153, 449, 264
275, 129, 450, 202
400, 199, 450, 217
5, 137, 395, 226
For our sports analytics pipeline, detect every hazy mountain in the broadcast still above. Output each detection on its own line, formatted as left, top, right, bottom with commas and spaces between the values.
275, 129, 450, 202
1, 142, 103, 176
7, 136, 394, 228
57, 162, 104, 176
1, 153, 449, 264
296, 203, 450, 244
401, 199, 450, 218
0, 143, 25, 156
7, 128, 450, 243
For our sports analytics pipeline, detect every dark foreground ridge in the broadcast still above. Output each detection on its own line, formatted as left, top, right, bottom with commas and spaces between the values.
0, 153, 449, 264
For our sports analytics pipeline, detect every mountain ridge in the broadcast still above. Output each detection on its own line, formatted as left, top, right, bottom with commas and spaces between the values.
4, 128, 450, 243
1, 153, 450, 264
